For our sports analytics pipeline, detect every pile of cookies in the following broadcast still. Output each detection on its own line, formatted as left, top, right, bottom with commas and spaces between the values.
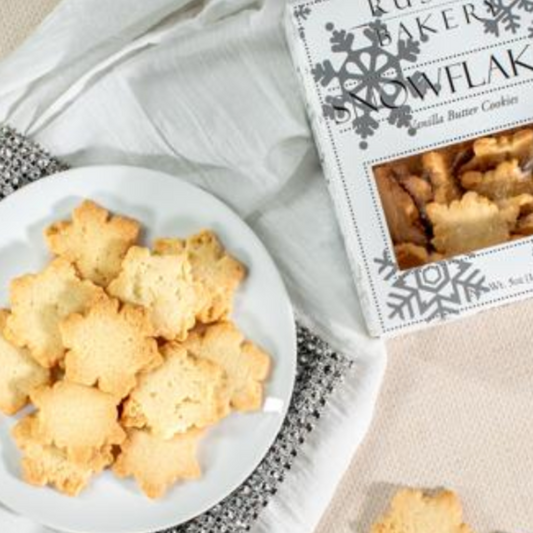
375, 128, 533, 270
371, 488, 475, 533
0, 200, 271, 499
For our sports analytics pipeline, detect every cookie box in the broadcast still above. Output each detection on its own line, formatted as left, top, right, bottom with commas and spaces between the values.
285, 0, 533, 336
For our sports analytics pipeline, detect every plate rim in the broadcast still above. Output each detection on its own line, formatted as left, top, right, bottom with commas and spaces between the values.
0, 164, 297, 533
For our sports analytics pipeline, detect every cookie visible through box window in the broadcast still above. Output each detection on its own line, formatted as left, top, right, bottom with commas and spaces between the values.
373, 126, 533, 271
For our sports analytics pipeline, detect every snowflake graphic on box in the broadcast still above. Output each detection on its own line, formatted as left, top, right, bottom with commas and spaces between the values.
294, 5, 311, 22
312, 19, 430, 149
374, 250, 490, 322
482, 0, 533, 37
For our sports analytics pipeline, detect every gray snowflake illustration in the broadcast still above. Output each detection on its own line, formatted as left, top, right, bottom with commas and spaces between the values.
482, 0, 533, 36
374, 250, 490, 322
312, 20, 427, 149
374, 248, 397, 281
294, 5, 311, 21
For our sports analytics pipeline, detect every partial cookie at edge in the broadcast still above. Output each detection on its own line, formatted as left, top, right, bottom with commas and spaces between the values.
0, 309, 50, 415
371, 488, 475, 533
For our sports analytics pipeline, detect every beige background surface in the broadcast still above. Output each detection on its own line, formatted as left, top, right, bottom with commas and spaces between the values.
0, 0, 59, 59
1, 3, 532, 533
316, 301, 533, 533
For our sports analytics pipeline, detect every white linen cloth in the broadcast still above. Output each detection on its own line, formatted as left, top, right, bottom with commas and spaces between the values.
0, 1, 387, 532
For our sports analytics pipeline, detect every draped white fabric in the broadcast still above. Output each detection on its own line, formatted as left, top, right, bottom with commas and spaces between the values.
0, 1, 387, 532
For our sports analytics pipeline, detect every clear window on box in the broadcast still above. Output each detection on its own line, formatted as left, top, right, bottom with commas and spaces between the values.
373, 126, 533, 271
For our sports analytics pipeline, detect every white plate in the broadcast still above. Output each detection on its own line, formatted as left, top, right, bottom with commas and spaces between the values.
0, 166, 296, 533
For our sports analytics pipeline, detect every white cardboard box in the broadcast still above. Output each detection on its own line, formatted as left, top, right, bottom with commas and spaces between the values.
285, 0, 533, 336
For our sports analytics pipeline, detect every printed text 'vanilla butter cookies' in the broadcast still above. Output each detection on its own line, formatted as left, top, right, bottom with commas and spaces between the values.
155, 230, 246, 323
5, 258, 105, 368
30, 381, 125, 464
184, 322, 271, 412
108, 246, 203, 341
12, 414, 114, 497
122, 343, 229, 438
62, 297, 162, 399
113, 428, 203, 499
371, 488, 475, 533
45, 200, 141, 286
0, 310, 50, 415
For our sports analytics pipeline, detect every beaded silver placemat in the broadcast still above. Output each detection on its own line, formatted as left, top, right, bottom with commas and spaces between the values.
0, 125, 354, 533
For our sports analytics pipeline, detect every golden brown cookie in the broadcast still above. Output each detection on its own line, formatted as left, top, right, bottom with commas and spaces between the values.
154, 230, 246, 323
461, 159, 533, 200
514, 213, 533, 236
375, 167, 427, 246
371, 488, 475, 533
427, 192, 511, 256
0, 310, 50, 415
12, 415, 113, 497
461, 129, 533, 172
62, 297, 162, 399
113, 428, 203, 499
494, 194, 533, 234
183, 322, 271, 412
496, 193, 533, 217
5, 258, 105, 368
29, 381, 125, 463
398, 175, 433, 216
422, 151, 461, 204
107, 246, 203, 341
429, 252, 446, 262
122, 342, 229, 438
394, 243, 430, 270
45, 200, 141, 286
